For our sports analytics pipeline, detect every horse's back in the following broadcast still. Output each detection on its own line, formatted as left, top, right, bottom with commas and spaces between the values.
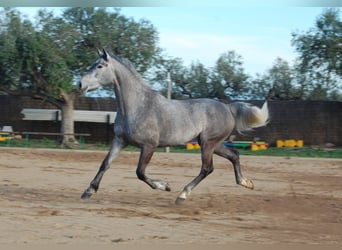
156, 98, 234, 146
176, 98, 233, 124
117, 96, 234, 147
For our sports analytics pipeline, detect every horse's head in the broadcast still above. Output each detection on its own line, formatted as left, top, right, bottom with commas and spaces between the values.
79, 49, 114, 93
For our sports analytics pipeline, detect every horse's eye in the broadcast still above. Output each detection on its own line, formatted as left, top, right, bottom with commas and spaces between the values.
97, 63, 108, 69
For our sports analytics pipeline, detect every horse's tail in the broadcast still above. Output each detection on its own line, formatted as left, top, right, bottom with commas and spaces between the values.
229, 101, 270, 134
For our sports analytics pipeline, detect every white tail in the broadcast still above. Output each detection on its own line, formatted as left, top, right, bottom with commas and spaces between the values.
229, 101, 269, 134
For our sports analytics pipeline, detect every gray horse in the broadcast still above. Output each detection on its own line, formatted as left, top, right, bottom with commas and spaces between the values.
79, 49, 269, 204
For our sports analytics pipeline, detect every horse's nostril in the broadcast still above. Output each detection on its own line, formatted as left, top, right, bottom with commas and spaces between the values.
78, 81, 82, 90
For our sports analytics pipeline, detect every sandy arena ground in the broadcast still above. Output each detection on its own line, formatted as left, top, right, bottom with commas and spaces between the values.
0, 147, 341, 246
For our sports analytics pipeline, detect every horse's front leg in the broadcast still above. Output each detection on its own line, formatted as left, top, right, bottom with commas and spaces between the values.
81, 137, 127, 199
136, 145, 171, 192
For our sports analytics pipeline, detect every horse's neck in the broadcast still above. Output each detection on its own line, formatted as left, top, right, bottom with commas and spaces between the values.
112, 65, 156, 117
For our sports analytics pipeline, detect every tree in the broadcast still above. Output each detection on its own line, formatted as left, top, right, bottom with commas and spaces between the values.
0, 8, 79, 147
211, 51, 249, 100
0, 7, 161, 147
62, 7, 160, 75
150, 55, 191, 99
150, 53, 216, 99
250, 58, 303, 100
249, 73, 273, 100
178, 61, 212, 99
292, 8, 342, 100
153, 50, 249, 101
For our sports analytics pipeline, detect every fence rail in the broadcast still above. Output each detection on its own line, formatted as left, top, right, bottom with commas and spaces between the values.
21, 109, 117, 123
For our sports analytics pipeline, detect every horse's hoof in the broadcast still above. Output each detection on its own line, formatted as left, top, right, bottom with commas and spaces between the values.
81, 191, 92, 199
81, 187, 95, 199
175, 190, 189, 204
175, 197, 186, 205
240, 178, 254, 190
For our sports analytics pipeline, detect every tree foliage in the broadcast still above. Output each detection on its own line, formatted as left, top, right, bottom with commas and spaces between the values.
250, 58, 306, 100
62, 7, 160, 75
0, 8, 72, 101
212, 51, 249, 99
292, 8, 342, 100
153, 51, 249, 101
154, 8, 342, 101
0, 7, 160, 100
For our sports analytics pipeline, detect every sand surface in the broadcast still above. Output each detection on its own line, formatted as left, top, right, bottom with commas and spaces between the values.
0, 147, 341, 245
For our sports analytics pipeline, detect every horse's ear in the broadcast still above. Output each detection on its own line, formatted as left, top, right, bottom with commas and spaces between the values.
97, 48, 103, 57
102, 48, 109, 61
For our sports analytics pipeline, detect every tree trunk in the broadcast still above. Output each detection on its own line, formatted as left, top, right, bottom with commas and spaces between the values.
60, 90, 79, 148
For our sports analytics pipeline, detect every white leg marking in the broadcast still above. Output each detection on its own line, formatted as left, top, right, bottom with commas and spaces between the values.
175, 190, 189, 205
152, 180, 171, 191
240, 178, 254, 190
178, 190, 188, 200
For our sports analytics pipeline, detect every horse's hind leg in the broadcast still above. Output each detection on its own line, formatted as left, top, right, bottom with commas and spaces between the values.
81, 137, 127, 199
214, 143, 254, 190
136, 145, 171, 191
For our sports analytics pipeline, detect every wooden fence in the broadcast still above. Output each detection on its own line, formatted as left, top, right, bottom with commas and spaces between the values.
0, 96, 341, 145
21, 109, 117, 123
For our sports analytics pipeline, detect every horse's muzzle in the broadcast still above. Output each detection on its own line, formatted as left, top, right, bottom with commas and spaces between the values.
78, 81, 88, 93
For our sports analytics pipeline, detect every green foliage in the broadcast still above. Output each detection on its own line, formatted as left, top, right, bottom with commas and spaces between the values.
238, 147, 342, 158
0, 8, 73, 99
0, 7, 160, 103
251, 58, 303, 100
153, 9, 341, 102
0, 7, 340, 103
181, 61, 212, 98
292, 8, 342, 100
62, 7, 160, 75
213, 51, 249, 99
153, 50, 249, 100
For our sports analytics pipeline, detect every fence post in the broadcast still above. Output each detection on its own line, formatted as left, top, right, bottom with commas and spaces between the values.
55, 111, 59, 123
165, 69, 172, 153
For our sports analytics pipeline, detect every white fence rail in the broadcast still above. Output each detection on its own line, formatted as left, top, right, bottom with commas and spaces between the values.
21, 109, 117, 123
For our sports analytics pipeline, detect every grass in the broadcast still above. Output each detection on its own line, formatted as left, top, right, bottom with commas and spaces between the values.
237, 146, 342, 158
1, 138, 341, 159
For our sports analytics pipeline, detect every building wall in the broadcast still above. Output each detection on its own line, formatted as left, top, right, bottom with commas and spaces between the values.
0, 96, 341, 146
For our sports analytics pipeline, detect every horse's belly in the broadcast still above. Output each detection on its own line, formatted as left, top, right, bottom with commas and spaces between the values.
158, 124, 200, 146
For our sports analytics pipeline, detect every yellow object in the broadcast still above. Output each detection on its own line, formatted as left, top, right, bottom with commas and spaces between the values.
251, 144, 259, 151
186, 143, 194, 150
285, 139, 296, 147
194, 143, 201, 149
277, 139, 304, 148
259, 144, 267, 150
254, 141, 266, 145
276, 140, 284, 148
296, 140, 304, 147
0, 133, 11, 141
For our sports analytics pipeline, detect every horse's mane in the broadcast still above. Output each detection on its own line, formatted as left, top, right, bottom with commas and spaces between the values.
108, 52, 156, 92
109, 52, 143, 80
